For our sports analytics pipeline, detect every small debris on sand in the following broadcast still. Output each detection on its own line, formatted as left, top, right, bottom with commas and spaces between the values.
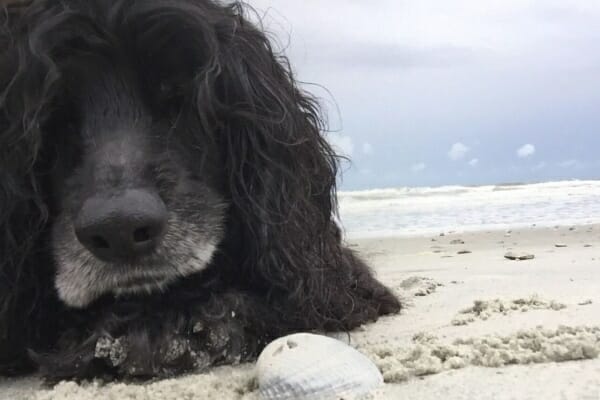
555, 243, 568, 248
578, 300, 593, 306
457, 250, 472, 255
584, 244, 593, 248
399, 277, 443, 297
450, 239, 465, 245
504, 251, 535, 260
451, 296, 566, 326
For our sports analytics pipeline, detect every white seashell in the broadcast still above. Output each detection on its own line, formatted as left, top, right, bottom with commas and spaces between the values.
256, 333, 383, 400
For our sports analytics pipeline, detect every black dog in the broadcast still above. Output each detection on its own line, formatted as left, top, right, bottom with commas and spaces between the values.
0, 0, 400, 380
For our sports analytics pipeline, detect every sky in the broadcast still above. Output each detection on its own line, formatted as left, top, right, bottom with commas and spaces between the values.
246, 0, 600, 190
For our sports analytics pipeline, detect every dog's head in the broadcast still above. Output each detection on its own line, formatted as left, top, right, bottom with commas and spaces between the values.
0, 0, 339, 308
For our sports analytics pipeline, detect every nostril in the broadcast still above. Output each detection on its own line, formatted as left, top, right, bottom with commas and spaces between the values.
133, 227, 152, 243
91, 235, 110, 249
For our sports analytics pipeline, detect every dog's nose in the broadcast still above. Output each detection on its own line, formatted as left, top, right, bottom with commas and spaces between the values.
74, 189, 167, 262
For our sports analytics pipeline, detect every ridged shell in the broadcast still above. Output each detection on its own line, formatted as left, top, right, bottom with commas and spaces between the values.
256, 333, 383, 400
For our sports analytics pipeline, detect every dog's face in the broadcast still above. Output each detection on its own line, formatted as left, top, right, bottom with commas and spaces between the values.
2, 0, 338, 315
38, 3, 230, 308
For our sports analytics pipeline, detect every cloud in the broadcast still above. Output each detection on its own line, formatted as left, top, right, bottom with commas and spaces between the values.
312, 42, 479, 70
468, 158, 479, 167
517, 144, 536, 158
411, 162, 426, 172
448, 142, 470, 161
362, 142, 373, 155
558, 159, 584, 169
327, 134, 354, 157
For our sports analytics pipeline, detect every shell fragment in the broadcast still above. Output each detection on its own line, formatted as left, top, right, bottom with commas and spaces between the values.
257, 333, 383, 400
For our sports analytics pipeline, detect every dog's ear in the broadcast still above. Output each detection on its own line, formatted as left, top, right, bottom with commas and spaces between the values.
0, 0, 59, 374
199, 5, 343, 309
0, 0, 52, 281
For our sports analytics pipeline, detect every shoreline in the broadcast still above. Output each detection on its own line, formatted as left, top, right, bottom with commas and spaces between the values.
343, 221, 600, 240
338, 180, 600, 242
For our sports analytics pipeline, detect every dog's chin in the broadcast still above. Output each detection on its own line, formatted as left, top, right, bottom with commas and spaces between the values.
54, 247, 216, 308
52, 211, 226, 308
110, 275, 175, 299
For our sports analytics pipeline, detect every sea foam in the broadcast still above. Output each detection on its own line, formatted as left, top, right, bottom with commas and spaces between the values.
338, 180, 600, 238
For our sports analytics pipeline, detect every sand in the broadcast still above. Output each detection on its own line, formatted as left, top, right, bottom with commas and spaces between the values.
1, 224, 600, 399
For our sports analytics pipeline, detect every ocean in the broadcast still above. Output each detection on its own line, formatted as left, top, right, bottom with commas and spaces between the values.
338, 180, 600, 238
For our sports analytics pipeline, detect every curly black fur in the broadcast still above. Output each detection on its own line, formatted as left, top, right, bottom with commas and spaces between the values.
0, 0, 400, 381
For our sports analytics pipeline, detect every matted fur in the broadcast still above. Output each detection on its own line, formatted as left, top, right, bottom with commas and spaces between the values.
0, 0, 400, 380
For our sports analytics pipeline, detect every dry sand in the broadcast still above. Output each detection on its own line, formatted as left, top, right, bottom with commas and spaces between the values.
2, 224, 599, 399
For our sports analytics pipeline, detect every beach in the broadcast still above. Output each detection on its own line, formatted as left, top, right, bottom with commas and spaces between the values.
2, 222, 599, 399
354, 224, 600, 399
